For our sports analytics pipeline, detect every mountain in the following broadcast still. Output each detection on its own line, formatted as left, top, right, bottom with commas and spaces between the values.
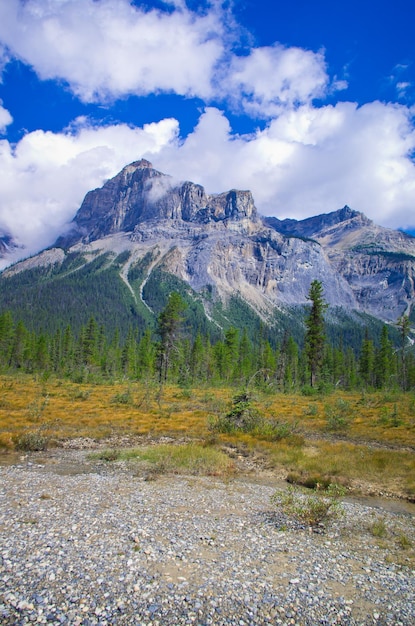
0, 159, 414, 343
265, 207, 415, 321
0, 232, 18, 259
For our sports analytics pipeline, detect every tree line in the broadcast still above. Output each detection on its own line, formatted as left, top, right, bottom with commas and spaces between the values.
0, 281, 414, 391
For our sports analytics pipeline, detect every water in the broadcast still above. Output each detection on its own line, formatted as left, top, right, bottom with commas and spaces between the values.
1, 449, 415, 517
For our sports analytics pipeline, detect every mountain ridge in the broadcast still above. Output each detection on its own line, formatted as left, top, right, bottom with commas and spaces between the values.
0, 231, 18, 258
55, 159, 259, 250
1, 159, 414, 337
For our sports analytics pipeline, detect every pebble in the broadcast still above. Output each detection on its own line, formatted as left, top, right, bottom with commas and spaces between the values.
0, 450, 414, 624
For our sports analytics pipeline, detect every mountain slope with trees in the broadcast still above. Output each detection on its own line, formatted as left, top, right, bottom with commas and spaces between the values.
0, 159, 414, 390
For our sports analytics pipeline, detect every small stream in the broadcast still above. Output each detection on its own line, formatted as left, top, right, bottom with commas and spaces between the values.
1, 449, 415, 518
0, 450, 100, 475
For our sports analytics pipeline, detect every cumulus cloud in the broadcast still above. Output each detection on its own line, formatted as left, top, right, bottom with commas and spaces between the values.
1, 99, 415, 268
0, 117, 179, 266
0, 103, 12, 132
0, 0, 335, 117
0, 0, 225, 101
0, 1, 414, 268
155, 103, 415, 230
225, 44, 330, 116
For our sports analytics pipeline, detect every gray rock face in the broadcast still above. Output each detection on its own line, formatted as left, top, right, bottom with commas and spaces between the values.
56, 160, 258, 248
266, 206, 415, 321
0, 232, 17, 259
7, 160, 415, 323
265, 206, 371, 240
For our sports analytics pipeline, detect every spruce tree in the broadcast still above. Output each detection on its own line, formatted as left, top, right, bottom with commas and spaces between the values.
157, 292, 187, 383
397, 314, 411, 390
137, 328, 155, 379
224, 327, 239, 383
375, 325, 393, 388
0, 311, 14, 368
189, 332, 206, 383
359, 329, 375, 388
304, 280, 327, 387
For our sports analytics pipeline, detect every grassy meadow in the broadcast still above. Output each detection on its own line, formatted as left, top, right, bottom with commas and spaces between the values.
1, 374, 415, 499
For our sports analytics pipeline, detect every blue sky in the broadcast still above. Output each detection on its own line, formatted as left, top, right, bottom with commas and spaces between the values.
0, 0, 414, 266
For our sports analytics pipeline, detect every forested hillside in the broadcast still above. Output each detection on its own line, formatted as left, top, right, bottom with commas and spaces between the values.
0, 288, 413, 392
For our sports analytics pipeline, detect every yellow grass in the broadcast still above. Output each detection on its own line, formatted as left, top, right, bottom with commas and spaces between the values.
90, 442, 235, 477
1, 375, 414, 497
0, 375, 231, 446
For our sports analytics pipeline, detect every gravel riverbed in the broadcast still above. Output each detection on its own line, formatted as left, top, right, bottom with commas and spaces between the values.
0, 449, 414, 625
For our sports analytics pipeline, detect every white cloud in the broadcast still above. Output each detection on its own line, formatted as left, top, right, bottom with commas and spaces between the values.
0, 103, 12, 132
0, 117, 179, 266
1, 100, 415, 268
396, 81, 412, 98
0, 0, 336, 118
225, 44, 330, 116
0, 0, 225, 101
0, 44, 10, 77
155, 103, 415, 230
0, 2, 414, 269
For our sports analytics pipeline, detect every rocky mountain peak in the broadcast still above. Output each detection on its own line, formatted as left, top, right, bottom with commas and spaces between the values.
0, 231, 18, 259
265, 205, 372, 240
56, 160, 258, 248
3, 158, 414, 327
129, 158, 153, 169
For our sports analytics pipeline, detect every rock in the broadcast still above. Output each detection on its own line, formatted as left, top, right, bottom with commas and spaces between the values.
2, 160, 415, 336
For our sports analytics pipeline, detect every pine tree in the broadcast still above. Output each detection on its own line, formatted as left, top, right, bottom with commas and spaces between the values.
189, 332, 206, 383
375, 325, 393, 388
256, 337, 276, 387
137, 328, 155, 379
223, 327, 239, 383
62, 325, 75, 375
344, 347, 358, 389
397, 314, 411, 390
237, 329, 253, 384
9, 320, 28, 369
34, 334, 50, 372
0, 311, 14, 369
304, 280, 327, 387
121, 327, 139, 378
81, 316, 99, 367
359, 329, 375, 388
213, 340, 227, 382
157, 292, 187, 383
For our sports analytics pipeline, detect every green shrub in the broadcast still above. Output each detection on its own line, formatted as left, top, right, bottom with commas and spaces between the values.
286, 472, 336, 490
89, 449, 121, 462
301, 385, 319, 397
72, 389, 91, 401
271, 484, 345, 527
89, 443, 235, 477
208, 391, 296, 441
303, 403, 318, 417
14, 431, 49, 451
377, 404, 402, 427
369, 517, 387, 538
111, 390, 133, 405
397, 533, 412, 550
208, 391, 259, 433
325, 398, 352, 431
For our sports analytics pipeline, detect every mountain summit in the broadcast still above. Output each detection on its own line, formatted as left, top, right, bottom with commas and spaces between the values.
1, 160, 414, 337
56, 159, 258, 249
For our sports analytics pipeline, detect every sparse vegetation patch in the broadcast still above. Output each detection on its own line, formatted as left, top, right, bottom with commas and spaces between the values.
89, 442, 235, 478
271, 483, 345, 527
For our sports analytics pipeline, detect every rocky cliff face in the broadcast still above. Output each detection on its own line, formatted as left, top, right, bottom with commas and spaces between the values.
4, 160, 415, 324
266, 206, 415, 320
56, 159, 258, 249
0, 232, 18, 259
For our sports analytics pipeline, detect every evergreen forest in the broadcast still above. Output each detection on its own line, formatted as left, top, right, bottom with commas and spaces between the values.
0, 284, 414, 393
